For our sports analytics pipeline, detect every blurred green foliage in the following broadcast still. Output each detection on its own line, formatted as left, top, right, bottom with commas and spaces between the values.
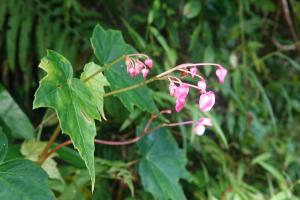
1, 0, 300, 199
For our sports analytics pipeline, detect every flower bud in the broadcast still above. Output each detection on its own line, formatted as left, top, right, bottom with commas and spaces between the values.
145, 59, 153, 68
141, 68, 149, 78
216, 67, 227, 84
199, 91, 215, 112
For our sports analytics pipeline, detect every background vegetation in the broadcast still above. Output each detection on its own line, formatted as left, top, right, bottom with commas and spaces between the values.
1, 0, 300, 199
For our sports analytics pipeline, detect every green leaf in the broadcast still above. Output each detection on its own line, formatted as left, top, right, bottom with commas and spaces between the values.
121, 17, 146, 50
137, 123, 189, 200
19, 11, 33, 71
55, 145, 85, 169
149, 27, 177, 66
80, 62, 110, 120
6, 6, 19, 70
95, 158, 134, 196
0, 128, 8, 162
183, 1, 201, 19
91, 24, 158, 113
33, 50, 100, 190
21, 140, 63, 181
0, 159, 55, 200
0, 84, 35, 139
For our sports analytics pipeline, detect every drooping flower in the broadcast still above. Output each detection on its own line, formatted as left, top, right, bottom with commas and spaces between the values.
145, 58, 153, 68
197, 80, 206, 93
125, 55, 154, 78
190, 67, 198, 78
175, 84, 189, 99
141, 68, 149, 78
169, 82, 177, 97
194, 117, 213, 136
175, 97, 186, 112
216, 67, 227, 84
128, 67, 136, 77
174, 84, 189, 112
199, 91, 215, 112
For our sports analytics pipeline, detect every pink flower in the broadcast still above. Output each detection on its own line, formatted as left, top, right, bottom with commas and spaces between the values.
135, 62, 143, 74
194, 117, 213, 136
141, 68, 149, 78
197, 80, 206, 93
175, 97, 186, 112
174, 84, 189, 112
216, 67, 227, 84
128, 67, 136, 77
190, 67, 198, 78
145, 59, 153, 68
175, 84, 189, 99
169, 82, 177, 96
199, 91, 215, 112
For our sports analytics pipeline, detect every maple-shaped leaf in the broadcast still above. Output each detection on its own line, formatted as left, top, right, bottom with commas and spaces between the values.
80, 62, 110, 120
91, 24, 158, 113
33, 50, 100, 190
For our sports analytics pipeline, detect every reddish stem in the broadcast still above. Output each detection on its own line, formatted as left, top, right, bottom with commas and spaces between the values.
44, 118, 194, 160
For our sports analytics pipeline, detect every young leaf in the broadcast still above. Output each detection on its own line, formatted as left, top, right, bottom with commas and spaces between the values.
137, 124, 189, 200
33, 50, 100, 191
0, 159, 55, 200
91, 24, 158, 113
0, 84, 35, 139
0, 127, 8, 162
80, 62, 110, 120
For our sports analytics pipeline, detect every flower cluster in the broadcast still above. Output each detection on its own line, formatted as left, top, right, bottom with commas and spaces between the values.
167, 64, 227, 135
168, 64, 227, 113
125, 53, 228, 136
125, 54, 153, 78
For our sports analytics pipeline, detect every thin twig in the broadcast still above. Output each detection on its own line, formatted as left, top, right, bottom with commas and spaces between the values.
37, 125, 61, 164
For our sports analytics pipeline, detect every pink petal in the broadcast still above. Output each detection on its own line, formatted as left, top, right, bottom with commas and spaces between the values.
141, 68, 149, 78
169, 82, 177, 96
216, 67, 227, 84
145, 59, 153, 68
175, 98, 186, 112
129, 67, 135, 77
194, 124, 205, 136
177, 84, 189, 99
190, 67, 198, 78
199, 91, 215, 112
197, 80, 206, 92
198, 117, 213, 126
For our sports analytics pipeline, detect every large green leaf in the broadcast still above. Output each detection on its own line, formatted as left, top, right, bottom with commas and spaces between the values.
137, 123, 189, 200
0, 159, 55, 200
33, 50, 100, 190
91, 24, 157, 113
0, 128, 8, 162
0, 84, 35, 139
80, 62, 110, 120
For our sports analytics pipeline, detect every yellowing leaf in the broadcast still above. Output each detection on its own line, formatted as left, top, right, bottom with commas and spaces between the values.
21, 140, 63, 181
80, 62, 110, 120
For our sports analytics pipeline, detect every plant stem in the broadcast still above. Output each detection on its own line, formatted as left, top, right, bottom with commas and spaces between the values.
37, 125, 61, 165
42, 120, 195, 160
104, 76, 161, 97
83, 55, 125, 82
